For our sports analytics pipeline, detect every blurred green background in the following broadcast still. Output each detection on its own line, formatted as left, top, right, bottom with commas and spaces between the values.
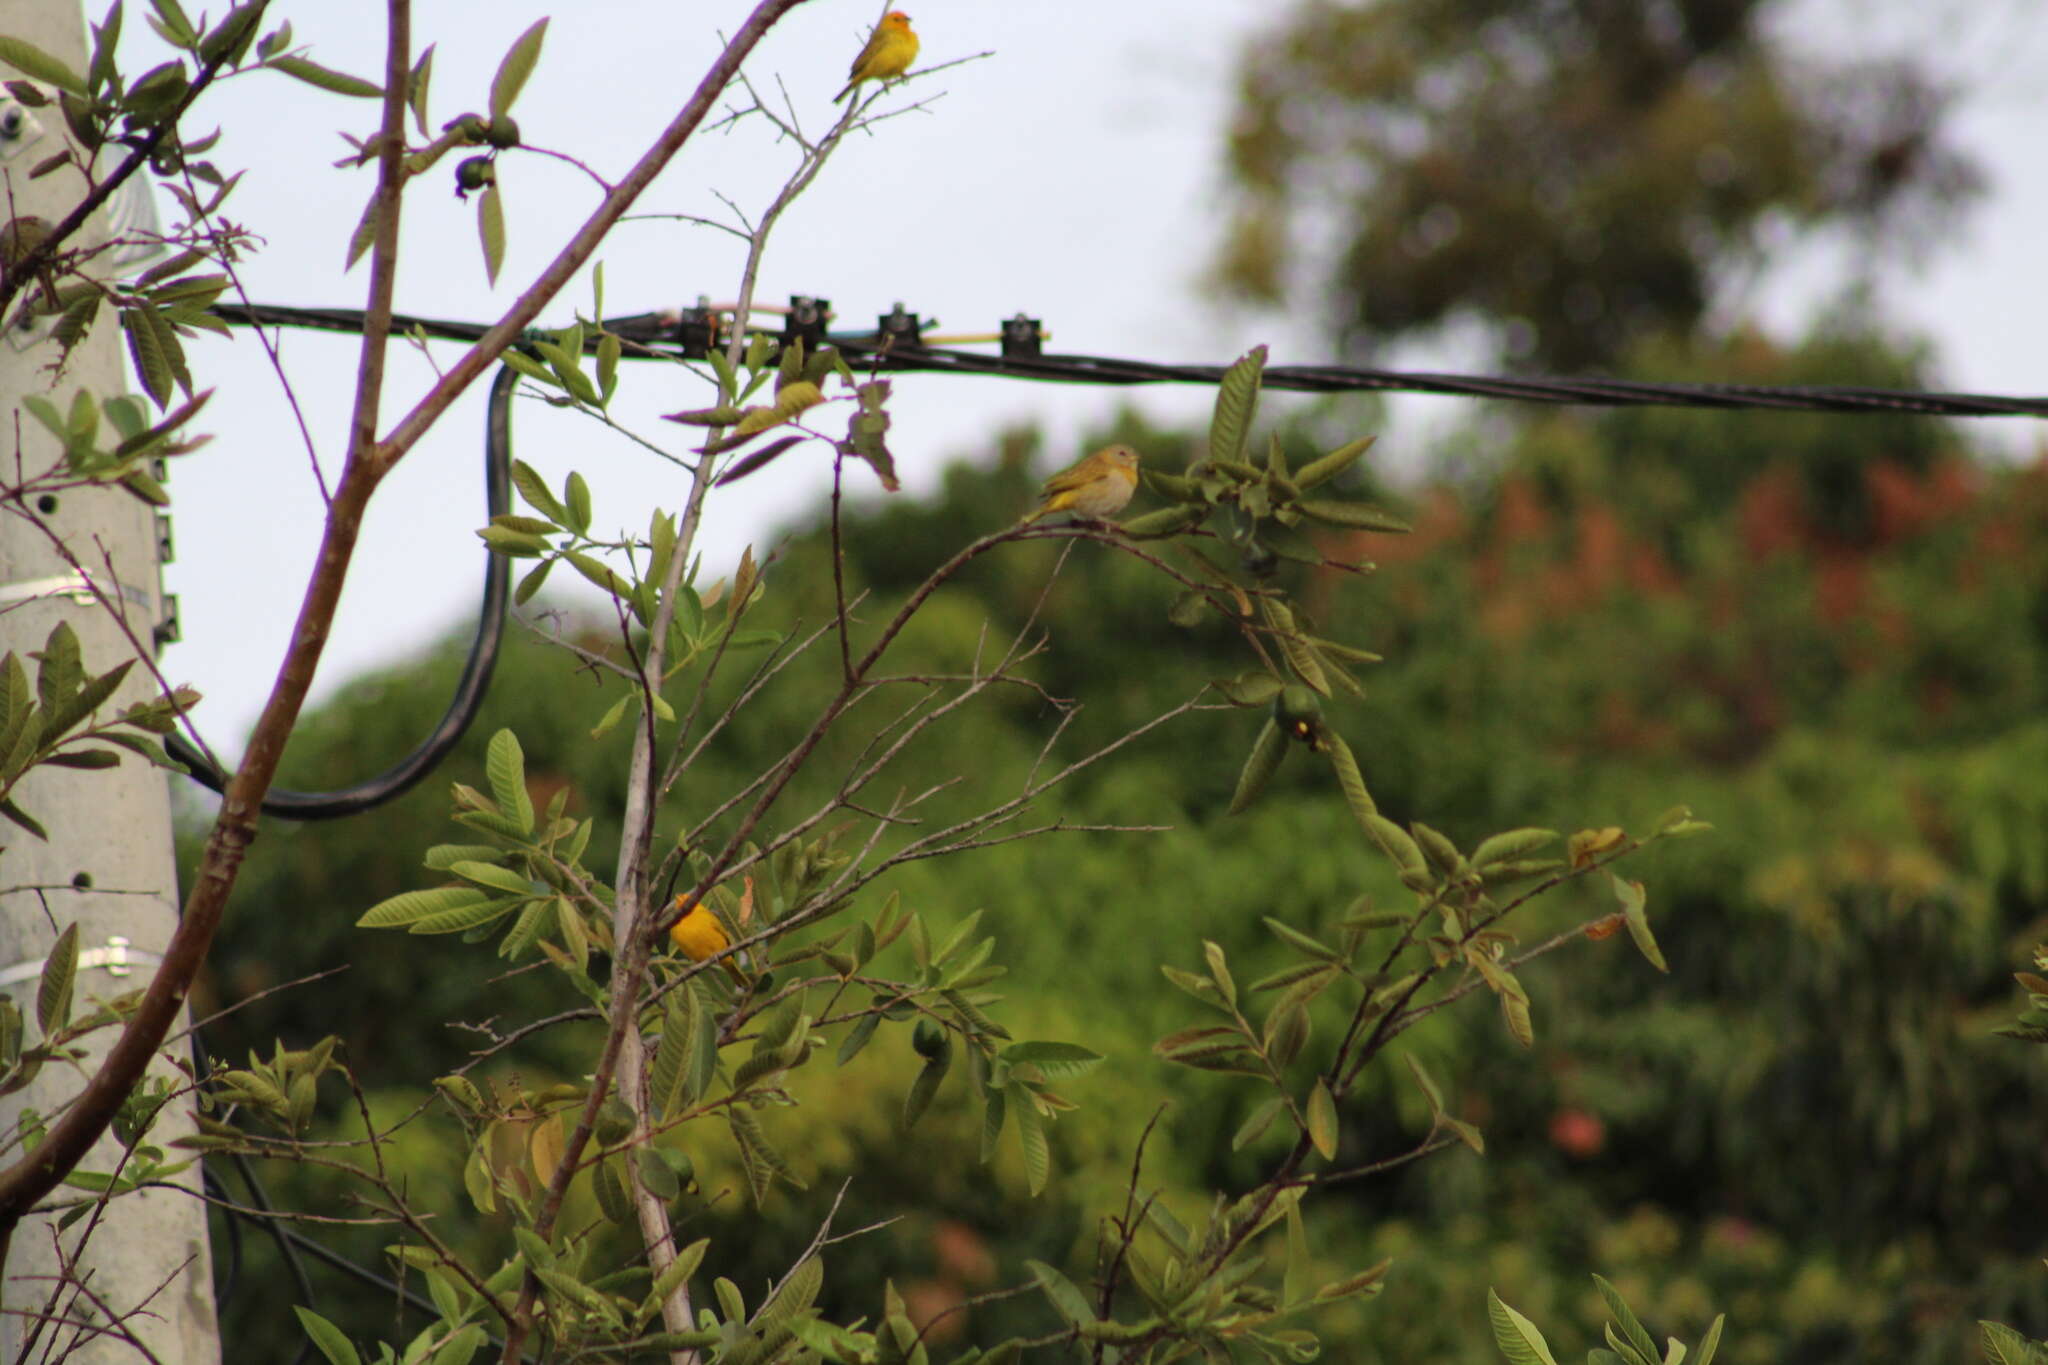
182, 2, 2048, 1359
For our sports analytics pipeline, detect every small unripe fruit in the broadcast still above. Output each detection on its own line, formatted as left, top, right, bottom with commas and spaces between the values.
1272, 684, 1322, 744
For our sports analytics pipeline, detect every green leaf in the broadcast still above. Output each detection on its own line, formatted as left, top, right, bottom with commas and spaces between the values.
121, 307, 174, 407
511, 460, 568, 523
357, 885, 491, 930
1025, 1259, 1095, 1326
37, 923, 76, 1036
1314, 1257, 1390, 1303
1305, 1077, 1338, 1159
0, 36, 88, 96
489, 18, 548, 119
1404, 1052, 1445, 1116
1208, 345, 1266, 468
1009, 1083, 1050, 1195
641, 1238, 709, 1327
1229, 718, 1287, 816
447, 861, 532, 896
266, 55, 381, 98
998, 1041, 1102, 1080
1367, 814, 1429, 885
1261, 597, 1330, 696
1694, 1316, 1725, 1365
477, 181, 505, 285
1213, 671, 1284, 707
1323, 732, 1379, 833
406, 42, 435, 133
1612, 874, 1667, 973
1261, 916, 1340, 962
1594, 1275, 1660, 1365
1472, 828, 1558, 868
1119, 504, 1208, 538
1294, 434, 1377, 490
1981, 1324, 2046, 1365
1203, 940, 1237, 1007
293, 1306, 363, 1365
485, 729, 533, 835
1487, 1289, 1560, 1365
902, 1048, 951, 1130
410, 895, 523, 936
1296, 498, 1410, 533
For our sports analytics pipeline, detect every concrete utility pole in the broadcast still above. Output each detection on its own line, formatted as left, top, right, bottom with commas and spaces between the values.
0, 2, 221, 1359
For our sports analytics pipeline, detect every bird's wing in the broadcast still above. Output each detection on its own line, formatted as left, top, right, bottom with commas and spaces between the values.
1040, 463, 1100, 495
846, 28, 885, 79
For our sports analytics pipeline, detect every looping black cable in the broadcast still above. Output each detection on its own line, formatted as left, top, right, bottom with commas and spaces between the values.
165, 363, 514, 820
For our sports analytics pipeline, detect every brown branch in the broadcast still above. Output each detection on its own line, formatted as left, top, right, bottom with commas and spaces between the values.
0, 0, 413, 1231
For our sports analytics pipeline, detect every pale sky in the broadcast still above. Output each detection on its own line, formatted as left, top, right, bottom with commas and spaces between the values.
90, 0, 2048, 762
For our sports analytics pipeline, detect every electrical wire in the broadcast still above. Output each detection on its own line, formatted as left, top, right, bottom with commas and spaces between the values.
182, 292, 2048, 821
163, 361, 514, 820
213, 300, 2048, 419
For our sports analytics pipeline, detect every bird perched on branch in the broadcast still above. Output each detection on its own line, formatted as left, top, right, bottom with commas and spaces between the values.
1021, 444, 1142, 524
835, 11, 925, 103
669, 896, 748, 985
835, 11, 920, 102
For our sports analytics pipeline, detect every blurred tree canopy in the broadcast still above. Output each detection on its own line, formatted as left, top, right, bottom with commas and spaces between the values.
191, 324, 2048, 1357
1210, 0, 1983, 369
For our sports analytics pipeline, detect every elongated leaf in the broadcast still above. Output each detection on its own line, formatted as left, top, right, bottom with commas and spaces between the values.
477, 181, 505, 285
489, 19, 547, 119
1026, 1259, 1095, 1326
1208, 345, 1266, 468
1229, 718, 1287, 816
121, 307, 173, 407
1488, 1289, 1561, 1365
1305, 1078, 1338, 1159
1472, 828, 1558, 867
293, 1306, 363, 1365
357, 885, 490, 929
1324, 731, 1378, 832
37, 923, 76, 1036
999, 1041, 1102, 1080
1613, 874, 1668, 972
1297, 498, 1410, 533
0, 36, 88, 96
1594, 1275, 1659, 1365
1295, 434, 1377, 490
410, 895, 523, 936
1213, 671, 1283, 707
1009, 1082, 1049, 1194
485, 729, 532, 835
267, 55, 381, 97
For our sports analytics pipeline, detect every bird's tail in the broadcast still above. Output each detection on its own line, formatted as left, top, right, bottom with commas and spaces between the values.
833, 81, 857, 104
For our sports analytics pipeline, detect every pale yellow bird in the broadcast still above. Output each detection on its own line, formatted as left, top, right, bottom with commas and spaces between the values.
834, 11, 920, 103
1021, 445, 1142, 524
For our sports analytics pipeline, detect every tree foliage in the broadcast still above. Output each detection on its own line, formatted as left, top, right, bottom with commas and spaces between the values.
1211, 0, 1983, 369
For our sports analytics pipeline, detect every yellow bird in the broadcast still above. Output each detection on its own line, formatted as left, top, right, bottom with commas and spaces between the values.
1021, 444, 1143, 524
669, 896, 748, 985
834, 11, 920, 103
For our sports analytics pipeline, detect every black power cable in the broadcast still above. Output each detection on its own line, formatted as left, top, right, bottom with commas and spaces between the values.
165, 362, 514, 820
213, 299, 2048, 419
182, 294, 2048, 824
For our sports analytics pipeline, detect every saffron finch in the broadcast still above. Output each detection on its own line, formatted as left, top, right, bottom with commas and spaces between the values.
670, 896, 748, 985
1021, 444, 1142, 524
834, 11, 919, 102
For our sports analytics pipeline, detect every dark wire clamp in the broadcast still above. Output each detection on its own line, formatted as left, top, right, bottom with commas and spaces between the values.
1001, 313, 1043, 359
782, 295, 830, 351
675, 298, 720, 359
877, 302, 922, 352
